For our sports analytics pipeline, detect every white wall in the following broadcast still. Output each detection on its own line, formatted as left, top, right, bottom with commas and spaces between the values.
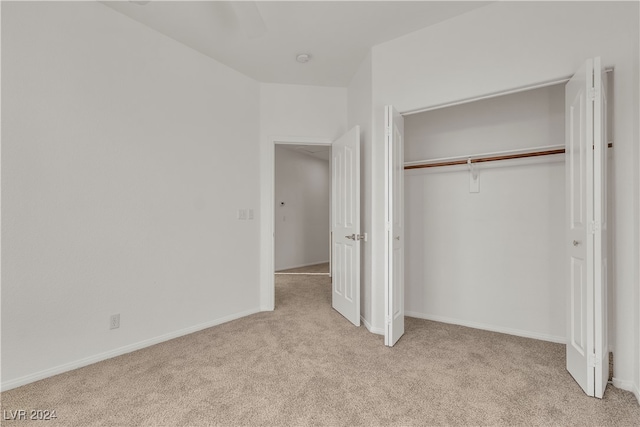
347, 53, 378, 332
404, 85, 566, 342
274, 147, 330, 271
371, 0, 639, 393
1, 2, 261, 389
404, 85, 565, 160
259, 83, 347, 308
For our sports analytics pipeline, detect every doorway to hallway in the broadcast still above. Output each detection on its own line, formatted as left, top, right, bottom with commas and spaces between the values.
273, 144, 331, 278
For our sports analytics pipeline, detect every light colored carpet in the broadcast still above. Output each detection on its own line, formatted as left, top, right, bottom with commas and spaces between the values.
275, 262, 329, 274
2, 274, 639, 426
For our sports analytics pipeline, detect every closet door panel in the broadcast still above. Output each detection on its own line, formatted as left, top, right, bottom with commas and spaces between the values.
385, 105, 405, 347
565, 57, 607, 399
565, 58, 594, 397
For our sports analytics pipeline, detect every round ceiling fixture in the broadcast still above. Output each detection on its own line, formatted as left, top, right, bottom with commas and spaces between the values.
296, 54, 311, 64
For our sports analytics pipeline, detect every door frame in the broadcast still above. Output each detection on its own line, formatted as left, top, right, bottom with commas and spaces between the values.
260, 136, 332, 311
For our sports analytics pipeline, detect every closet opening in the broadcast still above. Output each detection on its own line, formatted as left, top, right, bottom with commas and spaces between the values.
396, 62, 613, 397
403, 82, 569, 343
401, 71, 612, 350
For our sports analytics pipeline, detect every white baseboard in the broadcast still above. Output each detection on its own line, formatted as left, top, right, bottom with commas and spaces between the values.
361, 316, 384, 335
612, 377, 636, 393
611, 375, 640, 405
405, 311, 566, 344
275, 260, 329, 272
1, 308, 261, 392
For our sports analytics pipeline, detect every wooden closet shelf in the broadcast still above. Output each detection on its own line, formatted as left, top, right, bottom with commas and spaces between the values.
404, 143, 613, 170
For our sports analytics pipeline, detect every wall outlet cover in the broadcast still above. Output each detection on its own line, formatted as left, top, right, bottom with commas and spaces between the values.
110, 314, 120, 330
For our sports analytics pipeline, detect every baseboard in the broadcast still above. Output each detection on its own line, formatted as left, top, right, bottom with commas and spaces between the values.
611, 378, 640, 405
361, 316, 384, 335
612, 377, 635, 393
1, 307, 261, 392
405, 311, 566, 344
275, 260, 329, 272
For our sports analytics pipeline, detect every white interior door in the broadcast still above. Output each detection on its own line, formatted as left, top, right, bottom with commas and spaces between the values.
385, 106, 404, 346
565, 57, 608, 398
331, 126, 361, 326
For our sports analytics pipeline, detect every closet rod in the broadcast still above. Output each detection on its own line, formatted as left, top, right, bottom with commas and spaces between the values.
404, 143, 613, 170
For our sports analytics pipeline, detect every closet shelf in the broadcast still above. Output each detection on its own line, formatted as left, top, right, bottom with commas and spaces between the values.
404, 143, 613, 170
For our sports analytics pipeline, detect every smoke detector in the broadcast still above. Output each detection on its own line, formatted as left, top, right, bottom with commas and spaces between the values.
296, 54, 311, 64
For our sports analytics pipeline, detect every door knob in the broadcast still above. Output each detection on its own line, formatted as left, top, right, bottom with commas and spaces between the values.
573, 240, 580, 246
346, 234, 366, 241
395, 236, 400, 241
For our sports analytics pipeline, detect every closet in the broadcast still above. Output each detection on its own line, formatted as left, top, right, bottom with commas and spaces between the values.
404, 83, 567, 342
398, 58, 612, 397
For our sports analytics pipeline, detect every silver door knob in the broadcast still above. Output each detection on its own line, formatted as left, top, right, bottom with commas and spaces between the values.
345, 234, 355, 240
395, 236, 400, 241
573, 240, 580, 246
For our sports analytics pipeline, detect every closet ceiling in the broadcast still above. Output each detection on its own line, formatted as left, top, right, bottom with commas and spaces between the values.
102, 1, 491, 87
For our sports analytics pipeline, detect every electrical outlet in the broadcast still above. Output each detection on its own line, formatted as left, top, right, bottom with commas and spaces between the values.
248, 209, 254, 220
110, 314, 120, 330
238, 209, 246, 220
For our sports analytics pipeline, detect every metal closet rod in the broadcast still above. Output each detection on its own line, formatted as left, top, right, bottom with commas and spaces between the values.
404, 143, 613, 170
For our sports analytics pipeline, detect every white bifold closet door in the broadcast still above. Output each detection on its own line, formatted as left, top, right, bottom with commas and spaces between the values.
385, 106, 405, 346
565, 57, 608, 399
331, 126, 361, 326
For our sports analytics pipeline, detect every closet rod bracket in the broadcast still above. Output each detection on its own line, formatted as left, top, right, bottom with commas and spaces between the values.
468, 158, 480, 193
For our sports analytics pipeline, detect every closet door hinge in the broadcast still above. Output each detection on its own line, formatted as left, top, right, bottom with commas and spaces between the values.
588, 354, 601, 368
589, 88, 598, 101
589, 221, 601, 234
385, 315, 391, 325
